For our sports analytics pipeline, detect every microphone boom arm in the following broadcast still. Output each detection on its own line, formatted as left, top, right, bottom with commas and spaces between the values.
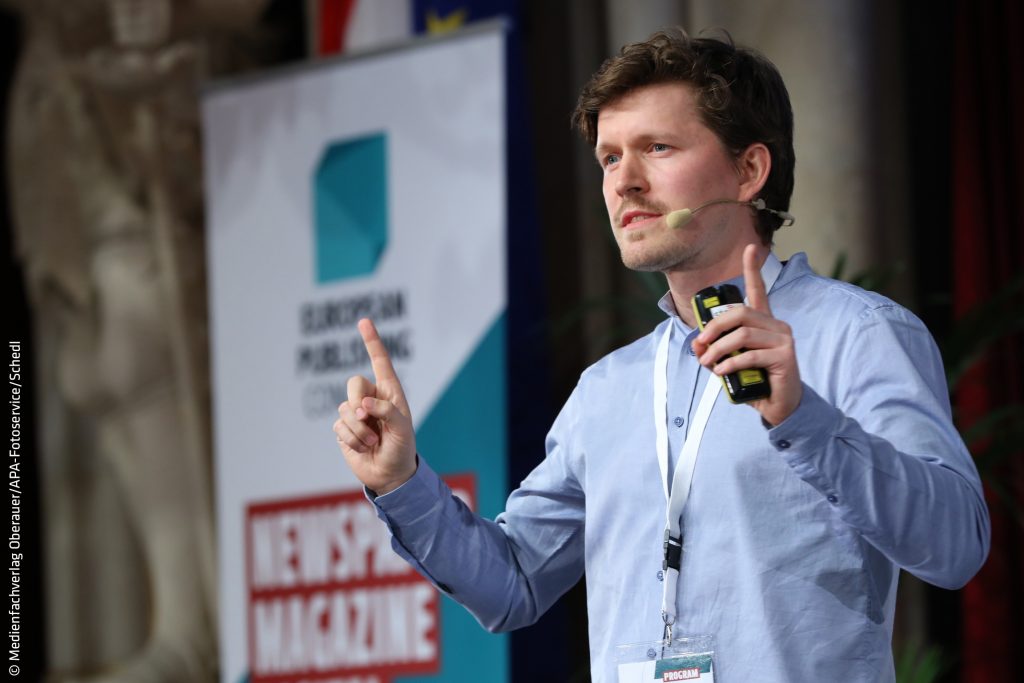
666, 198, 795, 229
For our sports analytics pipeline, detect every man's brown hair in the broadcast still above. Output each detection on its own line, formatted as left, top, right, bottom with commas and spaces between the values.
573, 28, 795, 243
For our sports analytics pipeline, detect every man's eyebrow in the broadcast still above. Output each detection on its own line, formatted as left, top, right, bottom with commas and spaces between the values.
594, 133, 673, 161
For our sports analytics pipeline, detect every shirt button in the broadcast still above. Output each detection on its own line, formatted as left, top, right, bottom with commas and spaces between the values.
657, 570, 664, 581
673, 416, 684, 428
777, 439, 791, 449
827, 494, 839, 504
647, 648, 657, 659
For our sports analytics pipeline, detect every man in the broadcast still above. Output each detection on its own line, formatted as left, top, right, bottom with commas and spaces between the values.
334, 29, 990, 682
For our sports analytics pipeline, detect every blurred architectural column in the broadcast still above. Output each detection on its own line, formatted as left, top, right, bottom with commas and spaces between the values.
686, 0, 911, 296
605, 0, 686, 54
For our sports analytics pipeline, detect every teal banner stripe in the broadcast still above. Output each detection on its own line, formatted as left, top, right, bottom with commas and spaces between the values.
400, 312, 508, 683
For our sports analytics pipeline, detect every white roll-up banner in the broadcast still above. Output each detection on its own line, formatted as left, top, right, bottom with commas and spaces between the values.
203, 25, 508, 683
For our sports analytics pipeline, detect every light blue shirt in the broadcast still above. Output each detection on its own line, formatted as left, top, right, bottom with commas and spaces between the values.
371, 252, 990, 682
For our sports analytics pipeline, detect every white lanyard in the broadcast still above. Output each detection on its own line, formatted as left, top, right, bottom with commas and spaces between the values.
654, 253, 782, 637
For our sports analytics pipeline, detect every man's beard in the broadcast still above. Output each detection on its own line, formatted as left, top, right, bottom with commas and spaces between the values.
617, 230, 697, 273
612, 197, 691, 272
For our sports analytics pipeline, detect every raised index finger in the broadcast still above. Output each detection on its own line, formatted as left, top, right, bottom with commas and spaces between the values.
742, 244, 772, 315
358, 318, 399, 385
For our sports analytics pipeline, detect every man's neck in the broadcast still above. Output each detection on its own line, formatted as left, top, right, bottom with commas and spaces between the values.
666, 244, 770, 327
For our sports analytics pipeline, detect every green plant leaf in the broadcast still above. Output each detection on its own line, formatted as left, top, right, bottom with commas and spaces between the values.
960, 404, 1024, 445
941, 274, 1024, 390
894, 640, 948, 683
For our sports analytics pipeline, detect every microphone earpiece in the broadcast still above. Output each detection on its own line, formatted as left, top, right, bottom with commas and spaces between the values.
749, 199, 795, 226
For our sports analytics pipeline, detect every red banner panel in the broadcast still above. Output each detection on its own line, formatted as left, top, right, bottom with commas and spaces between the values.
246, 474, 477, 683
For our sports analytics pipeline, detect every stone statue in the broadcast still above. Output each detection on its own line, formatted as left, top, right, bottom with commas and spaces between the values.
3, 1, 272, 680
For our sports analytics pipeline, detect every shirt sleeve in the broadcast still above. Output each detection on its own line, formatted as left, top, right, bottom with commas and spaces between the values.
370, 387, 587, 632
767, 303, 991, 589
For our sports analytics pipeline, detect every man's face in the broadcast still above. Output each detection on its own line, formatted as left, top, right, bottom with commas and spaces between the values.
595, 82, 751, 274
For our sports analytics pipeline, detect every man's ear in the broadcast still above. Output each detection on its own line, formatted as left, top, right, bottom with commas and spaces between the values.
736, 143, 771, 202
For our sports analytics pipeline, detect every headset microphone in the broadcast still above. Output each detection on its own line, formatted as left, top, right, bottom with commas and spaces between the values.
665, 198, 795, 229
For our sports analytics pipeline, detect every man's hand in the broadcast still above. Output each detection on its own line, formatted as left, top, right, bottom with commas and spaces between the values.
334, 318, 417, 494
691, 244, 803, 426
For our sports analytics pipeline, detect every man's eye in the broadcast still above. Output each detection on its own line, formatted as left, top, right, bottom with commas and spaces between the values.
603, 153, 621, 167
651, 143, 670, 153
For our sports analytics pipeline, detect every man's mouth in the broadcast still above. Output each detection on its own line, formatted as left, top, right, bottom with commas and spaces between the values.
619, 210, 662, 228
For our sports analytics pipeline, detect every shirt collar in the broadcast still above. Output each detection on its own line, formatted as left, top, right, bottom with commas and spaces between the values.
656, 251, 788, 323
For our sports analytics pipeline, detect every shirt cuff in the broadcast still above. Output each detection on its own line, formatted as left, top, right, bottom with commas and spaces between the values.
765, 384, 839, 454
367, 455, 447, 527
363, 454, 421, 501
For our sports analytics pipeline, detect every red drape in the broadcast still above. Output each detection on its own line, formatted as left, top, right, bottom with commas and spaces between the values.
952, 0, 1024, 681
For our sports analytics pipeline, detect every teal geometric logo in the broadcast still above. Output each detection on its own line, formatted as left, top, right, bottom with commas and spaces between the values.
313, 132, 389, 283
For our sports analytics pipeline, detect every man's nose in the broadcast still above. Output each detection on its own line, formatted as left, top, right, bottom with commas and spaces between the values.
614, 154, 648, 196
